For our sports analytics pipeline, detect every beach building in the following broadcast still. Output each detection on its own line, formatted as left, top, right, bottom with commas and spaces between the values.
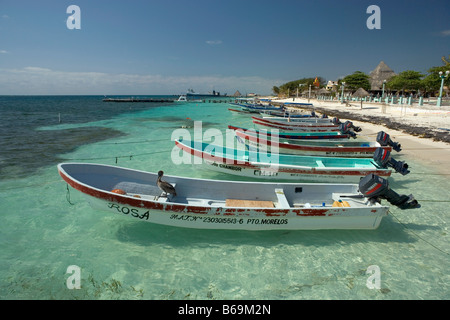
326, 80, 338, 91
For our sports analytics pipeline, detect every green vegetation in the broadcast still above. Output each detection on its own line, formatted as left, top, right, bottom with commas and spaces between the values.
273, 54, 449, 97
272, 77, 325, 96
341, 71, 371, 91
386, 70, 424, 92
386, 64, 450, 95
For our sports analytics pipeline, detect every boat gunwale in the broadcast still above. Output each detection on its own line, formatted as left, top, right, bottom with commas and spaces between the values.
253, 120, 341, 132
228, 125, 349, 139
252, 116, 337, 127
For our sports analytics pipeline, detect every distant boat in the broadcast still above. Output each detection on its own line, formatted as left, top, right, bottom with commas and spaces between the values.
57, 163, 419, 230
177, 95, 187, 102
186, 88, 226, 98
176, 94, 203, 103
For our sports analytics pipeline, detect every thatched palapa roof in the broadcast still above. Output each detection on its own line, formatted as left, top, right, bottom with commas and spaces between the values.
369, 61, 396, 90
317, 88, 330, 95
352, 87, 370, 97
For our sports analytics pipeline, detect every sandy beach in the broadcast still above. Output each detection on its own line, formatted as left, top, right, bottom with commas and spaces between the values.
269, 98, 450, 175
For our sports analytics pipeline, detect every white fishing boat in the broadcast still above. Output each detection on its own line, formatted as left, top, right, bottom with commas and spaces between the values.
174, 139, 393, 183
234, 128, 390, 157
228, 125, 351, 141
253, 117, 341, 132
176, 95, 188, 102
252, 116, 337, 127
58, 163, 419, 230
259, 115, 333, 123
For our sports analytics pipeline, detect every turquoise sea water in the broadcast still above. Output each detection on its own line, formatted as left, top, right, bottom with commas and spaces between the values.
0, 96, 448, 300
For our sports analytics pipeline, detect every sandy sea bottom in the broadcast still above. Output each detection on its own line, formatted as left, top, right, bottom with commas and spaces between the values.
0, 99, 449, 300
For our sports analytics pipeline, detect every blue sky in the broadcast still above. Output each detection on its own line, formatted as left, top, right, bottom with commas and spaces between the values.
0, 0, 449, 95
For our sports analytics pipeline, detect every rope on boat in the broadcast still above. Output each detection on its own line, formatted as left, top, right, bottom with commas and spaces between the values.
407, 172, 450, 175
388, 210, 449, 256
63, 149, 174, 162
98, 138, 169, 145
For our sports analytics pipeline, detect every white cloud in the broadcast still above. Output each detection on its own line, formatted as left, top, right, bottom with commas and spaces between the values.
206, 40, 223, 45
441, 30, 450, 37
0, 67, 284, 95
0, 50, 8, 54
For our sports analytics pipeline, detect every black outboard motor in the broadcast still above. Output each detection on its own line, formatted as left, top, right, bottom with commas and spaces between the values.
311, 111, 316, 117
338, 120, 361, 138
345, 120, 362, 132
376, 131, 401, 152
339, 123, 356, 138
332, 117, 341, 126
373, 147, 409, 175
359, 174, 420, 209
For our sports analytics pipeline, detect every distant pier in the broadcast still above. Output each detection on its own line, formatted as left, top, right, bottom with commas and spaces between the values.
102, 97, 235, 103
103, 98, 175, 103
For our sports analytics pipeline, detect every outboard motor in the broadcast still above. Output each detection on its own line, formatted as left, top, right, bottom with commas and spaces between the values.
338, 120, 361, 138
332, 117, 341, 125
311, 111, 316, 117
339, 123, 356, 138
359, 174, 420, 209
376, 131, 401, 152
321, 114, 328, 118
345, 120, 362, 132
373, 148, 410, 175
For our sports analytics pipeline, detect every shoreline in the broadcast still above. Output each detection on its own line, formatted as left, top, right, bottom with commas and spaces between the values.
274, 97, 450, 144
267, 97, 450, 175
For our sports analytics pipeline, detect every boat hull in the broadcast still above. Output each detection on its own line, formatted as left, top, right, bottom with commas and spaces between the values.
252, 116, 336, 126
58, 163, 389, 230
228, 125, 349, 140
85, 195, 386, 230
258, 116, 333, 123
253, 120, 341, 132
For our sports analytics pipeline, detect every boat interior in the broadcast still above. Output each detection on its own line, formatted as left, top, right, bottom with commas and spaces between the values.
60, 163, 373, 210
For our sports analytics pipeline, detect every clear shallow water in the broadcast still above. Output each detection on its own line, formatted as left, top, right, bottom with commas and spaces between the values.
0, 96, 448, 300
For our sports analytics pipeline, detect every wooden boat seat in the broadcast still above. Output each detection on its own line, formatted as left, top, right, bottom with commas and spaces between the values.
275, 188, 291, 208
316, 160, 325, 167
225, 199, 274, 208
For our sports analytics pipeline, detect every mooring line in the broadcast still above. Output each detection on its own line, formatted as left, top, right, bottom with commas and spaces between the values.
388, 210, 449, 256
66, 184, 74, 205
